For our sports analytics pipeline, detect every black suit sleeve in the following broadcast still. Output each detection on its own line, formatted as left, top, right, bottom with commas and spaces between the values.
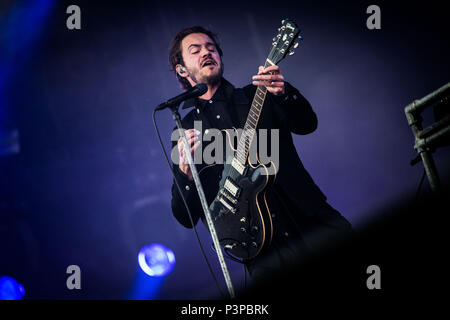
170, 130, 202, 228
269, 81, 318, 135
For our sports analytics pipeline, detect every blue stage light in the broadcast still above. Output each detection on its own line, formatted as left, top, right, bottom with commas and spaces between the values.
138, 243, 176, 277
0, 276, 25, 300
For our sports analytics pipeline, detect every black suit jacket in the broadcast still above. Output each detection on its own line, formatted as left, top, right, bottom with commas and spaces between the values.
170, 78, 350, 235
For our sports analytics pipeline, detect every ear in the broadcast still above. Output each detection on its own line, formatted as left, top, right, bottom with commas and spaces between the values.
176, 64, 188, 78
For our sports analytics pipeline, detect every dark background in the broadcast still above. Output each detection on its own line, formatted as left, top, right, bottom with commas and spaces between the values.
0, 0, 449, 299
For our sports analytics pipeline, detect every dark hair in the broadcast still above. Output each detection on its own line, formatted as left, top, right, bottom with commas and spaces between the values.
169, 26, 223, 90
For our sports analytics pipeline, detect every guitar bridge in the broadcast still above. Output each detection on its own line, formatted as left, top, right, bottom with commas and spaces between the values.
218, 196, 236, 214
220, 189, 237, 204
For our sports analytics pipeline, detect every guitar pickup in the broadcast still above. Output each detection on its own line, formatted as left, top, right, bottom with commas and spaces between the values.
224, 177, 240, 198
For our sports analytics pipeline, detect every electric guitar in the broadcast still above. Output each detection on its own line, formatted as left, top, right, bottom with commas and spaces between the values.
209, 19, 302, 260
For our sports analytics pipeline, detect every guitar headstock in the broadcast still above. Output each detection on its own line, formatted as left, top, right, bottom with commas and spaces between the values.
268, 19, 302, 65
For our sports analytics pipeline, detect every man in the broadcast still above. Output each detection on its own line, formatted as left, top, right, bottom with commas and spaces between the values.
168, 26, 352, 280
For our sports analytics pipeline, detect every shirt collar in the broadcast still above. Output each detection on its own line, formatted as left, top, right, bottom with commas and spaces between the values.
182, 78, 236, 109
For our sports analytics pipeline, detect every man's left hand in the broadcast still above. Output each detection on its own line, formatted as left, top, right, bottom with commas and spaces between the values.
252, 65, 285, 96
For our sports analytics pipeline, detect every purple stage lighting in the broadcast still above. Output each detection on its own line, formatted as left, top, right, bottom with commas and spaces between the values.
138, 243, 176, 277
0, 276, 25, 300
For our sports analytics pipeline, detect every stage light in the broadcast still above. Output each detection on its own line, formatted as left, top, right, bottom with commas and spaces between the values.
0, 276, 25, 300
138, 243, 176, 277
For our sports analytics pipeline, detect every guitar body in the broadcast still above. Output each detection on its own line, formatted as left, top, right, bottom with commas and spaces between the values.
209, 155, 276, 260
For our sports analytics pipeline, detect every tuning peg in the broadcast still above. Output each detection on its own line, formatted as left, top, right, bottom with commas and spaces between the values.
293, 42, 299, 48
273, 37, 276, 41
298, 35, 303, 40
289, 51, 295, 55
281, 19, 285, 24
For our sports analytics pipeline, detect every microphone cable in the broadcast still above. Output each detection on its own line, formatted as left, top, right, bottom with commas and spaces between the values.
152, 108, 225, 299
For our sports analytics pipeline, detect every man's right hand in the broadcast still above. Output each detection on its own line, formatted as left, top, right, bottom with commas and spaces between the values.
178, 129, 201, 180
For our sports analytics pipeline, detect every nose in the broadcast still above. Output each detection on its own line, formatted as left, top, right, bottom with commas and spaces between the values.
200, 46, 211, 58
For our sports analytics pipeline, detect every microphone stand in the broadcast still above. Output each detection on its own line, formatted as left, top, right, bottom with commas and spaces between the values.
168, 103, 235, 299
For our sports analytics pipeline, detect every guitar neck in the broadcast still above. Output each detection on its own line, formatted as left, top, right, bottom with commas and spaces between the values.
235, 59, 274, 164
231, 19, 301, 167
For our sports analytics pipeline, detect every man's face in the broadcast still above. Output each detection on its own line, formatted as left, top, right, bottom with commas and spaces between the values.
180, 33, 223, 87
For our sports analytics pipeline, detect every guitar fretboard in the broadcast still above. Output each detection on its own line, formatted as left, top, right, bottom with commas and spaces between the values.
235, 59, 273, 164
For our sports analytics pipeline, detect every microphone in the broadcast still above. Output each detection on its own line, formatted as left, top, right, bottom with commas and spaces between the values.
156, 83, 208, 111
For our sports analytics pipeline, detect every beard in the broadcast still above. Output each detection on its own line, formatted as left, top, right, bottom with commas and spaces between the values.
187, 62, 224, 87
